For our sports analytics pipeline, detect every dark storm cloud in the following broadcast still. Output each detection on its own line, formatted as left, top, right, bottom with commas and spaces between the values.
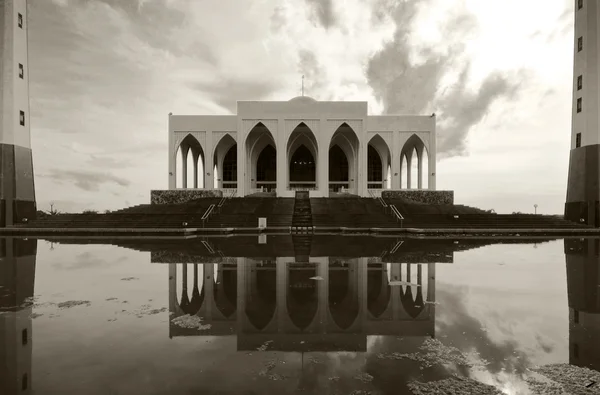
43, 169, 131, 191
366, 0, 526, 157
304, 0, 337, 28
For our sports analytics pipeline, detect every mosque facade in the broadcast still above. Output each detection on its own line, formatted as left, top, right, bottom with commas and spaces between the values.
168, 96, 436, 198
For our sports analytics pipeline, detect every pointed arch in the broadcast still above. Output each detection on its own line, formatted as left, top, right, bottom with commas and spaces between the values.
214, 264, 237, 318
287, 122, 318, 189
176, 264, 204, 315
176, 134, 205, 189
330, 123, 360, 194
214, 134, 237, 189
368, 134, 391, 190
246, 122, 277, 191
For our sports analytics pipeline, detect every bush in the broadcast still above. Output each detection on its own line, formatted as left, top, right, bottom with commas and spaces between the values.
82, 209, 98, 214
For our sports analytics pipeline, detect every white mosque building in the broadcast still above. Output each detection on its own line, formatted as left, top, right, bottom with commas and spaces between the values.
168, 96, 437, 198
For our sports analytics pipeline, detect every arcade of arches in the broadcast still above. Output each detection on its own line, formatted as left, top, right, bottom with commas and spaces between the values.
173, 122, 433, 197
168, 259, 435, 335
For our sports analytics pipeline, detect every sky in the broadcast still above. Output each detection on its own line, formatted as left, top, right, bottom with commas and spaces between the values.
28, 0, 576, 214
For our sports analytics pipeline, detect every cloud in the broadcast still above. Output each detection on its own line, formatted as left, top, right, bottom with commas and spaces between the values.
42, 169, 131, 192
436, 285, 542, 375
304, 0, 337, 28
366, 0, 526, 157
52, 251, 127, 270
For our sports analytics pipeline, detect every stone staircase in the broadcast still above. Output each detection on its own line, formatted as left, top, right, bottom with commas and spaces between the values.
292, 191, 313, 230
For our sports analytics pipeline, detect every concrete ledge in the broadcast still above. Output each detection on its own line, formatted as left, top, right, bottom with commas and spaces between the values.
2, 226, 599, 236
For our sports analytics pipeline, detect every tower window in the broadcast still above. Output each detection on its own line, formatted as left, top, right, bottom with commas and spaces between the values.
577, 75, 582, 90
578, 0, 583, 9
18, 13, 23, 28
19, 63, 24, 79
574, 309, 580, 323
578, 37, 583, 52
22, 328, 27, 345
20, 111, 25, 126
577, 98, 582, 113
22, 374, 28, 390
576, 133, 581, 148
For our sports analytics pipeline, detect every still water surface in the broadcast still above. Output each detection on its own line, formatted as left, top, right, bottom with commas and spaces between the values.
1, 236, 598, 394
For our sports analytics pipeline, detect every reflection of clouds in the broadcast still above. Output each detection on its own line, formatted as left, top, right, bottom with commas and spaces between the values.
52, 252, 127, 270
436, 285, 532, 375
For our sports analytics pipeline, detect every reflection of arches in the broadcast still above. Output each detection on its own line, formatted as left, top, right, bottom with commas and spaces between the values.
367, 264, 391, 318
214, 266, 237, 318
329, 268, 359, 329
179, 264, 204, 315
176, 134, 204, 189
245, 269, 276, 330
245, 122, 276, 191
287, 122, 318, 189
287, 267, 318, 330
401, 265, 425, 318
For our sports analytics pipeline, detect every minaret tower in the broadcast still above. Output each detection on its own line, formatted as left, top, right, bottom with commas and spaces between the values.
0, 0, 36, 227
565, 0, 600, 226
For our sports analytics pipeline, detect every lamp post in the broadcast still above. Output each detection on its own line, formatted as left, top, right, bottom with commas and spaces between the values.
534, 204, 538, 215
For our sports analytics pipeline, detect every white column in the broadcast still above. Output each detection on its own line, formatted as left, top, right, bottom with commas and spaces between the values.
406, 152, 412, 189
417, 148, 423, 189
391, 132, 401, 190
205, 131, 214, 190
276, 119, 286, 195
182, 147, 188, 189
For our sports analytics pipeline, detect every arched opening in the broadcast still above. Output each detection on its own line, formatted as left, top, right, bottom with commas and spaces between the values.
245, 122, 276, 193
256, 144, 277, 191
410, 148, 418, 189
245, 266, 276, 330
328, 145, 348, 192
329, 265, 359, 329
367, 145, 383, 189
213, 134, 237, 190
367, 134, 391, 191
421, 148, 429, 189
175, 134, 205, 189
287, 122, 318, 190
287, 265, 318, 330
401, 134, 428, 190
330, 123, 359, 194
400, 155, 408, 189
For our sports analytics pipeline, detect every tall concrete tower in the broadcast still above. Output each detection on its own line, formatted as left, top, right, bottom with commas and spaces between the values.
0, 0, 36, 227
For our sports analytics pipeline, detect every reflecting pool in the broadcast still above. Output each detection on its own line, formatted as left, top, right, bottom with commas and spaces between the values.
1, 236, 599, 394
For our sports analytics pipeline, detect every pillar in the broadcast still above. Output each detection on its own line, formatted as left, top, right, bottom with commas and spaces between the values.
417, 148, 423, 189
318, 121, 329, 196
0, 0, 36, 226
192, 151, 199, 188
276, 120, 286, 195
181, 147, 188, 189
406, 153, 412, 189
205, 131, 214, 190
391, 132, 401, 190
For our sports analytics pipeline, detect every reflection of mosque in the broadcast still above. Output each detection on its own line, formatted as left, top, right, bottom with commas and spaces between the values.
565, 238, 600, 370
0, 238, 37, 394
168, 257, 436, 351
